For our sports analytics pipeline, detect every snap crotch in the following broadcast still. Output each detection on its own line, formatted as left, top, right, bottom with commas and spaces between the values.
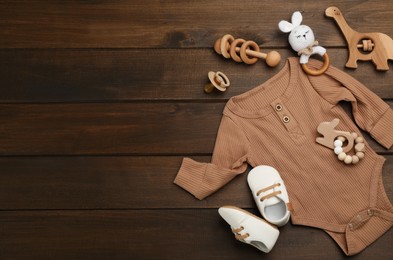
327, 208, 393, 256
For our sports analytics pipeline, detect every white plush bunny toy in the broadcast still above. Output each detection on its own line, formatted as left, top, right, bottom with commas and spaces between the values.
279, 11, 326, 64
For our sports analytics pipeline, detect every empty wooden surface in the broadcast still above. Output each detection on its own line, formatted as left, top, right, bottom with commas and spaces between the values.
0, 0, 392, 259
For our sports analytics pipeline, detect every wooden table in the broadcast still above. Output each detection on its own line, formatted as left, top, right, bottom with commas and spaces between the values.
0, 1, 392, 258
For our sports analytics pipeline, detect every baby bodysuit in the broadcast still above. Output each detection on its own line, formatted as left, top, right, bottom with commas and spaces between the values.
174, 58, 393, 255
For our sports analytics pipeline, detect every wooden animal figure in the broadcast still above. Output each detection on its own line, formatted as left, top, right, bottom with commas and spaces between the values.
325, 6, 393, 71
316, 118, 354, 153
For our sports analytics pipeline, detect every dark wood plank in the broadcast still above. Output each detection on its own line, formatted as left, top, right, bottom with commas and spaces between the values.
0, 103, 223, 155
0, 155, 391, 210
1, 49, 393, 102
0, 209, 391, 258
0, 102, 391, 156
1, 1, 393, 48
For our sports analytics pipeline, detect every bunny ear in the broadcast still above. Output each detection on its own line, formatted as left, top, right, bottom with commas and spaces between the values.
291, 11, 303, 27
278, 20, 294, 33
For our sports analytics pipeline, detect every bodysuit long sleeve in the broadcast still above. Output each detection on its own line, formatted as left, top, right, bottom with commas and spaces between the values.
308, 65, 393, 149
173, 58, 393, 255
174, 115, 250, 200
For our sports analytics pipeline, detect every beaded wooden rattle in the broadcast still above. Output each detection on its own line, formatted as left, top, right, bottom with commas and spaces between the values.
316, 118, 365, 165
214, 34, 281, 67
279, 11, 329, 76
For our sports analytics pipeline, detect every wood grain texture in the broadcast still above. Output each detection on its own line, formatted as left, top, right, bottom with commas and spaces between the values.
0, 0, 392, 258
1, 49, 392, 102
0, 156, 391, 210
0, 102, 391, 156
0, 209, 392, 259
1, 0, 393, 48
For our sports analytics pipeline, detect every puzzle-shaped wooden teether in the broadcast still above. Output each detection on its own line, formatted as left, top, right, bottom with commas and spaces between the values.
326, 6, 393, 71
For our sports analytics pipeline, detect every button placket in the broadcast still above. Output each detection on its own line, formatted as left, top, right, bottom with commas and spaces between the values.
271, 99, 305, 144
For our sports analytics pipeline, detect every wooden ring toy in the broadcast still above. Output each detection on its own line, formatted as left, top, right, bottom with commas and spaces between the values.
204, 71, 230, 93
301, 53, 330, 76
358, 39, 374, 52
214, 34, 281, 67
240, 41, 260, 65
230, 38, 246, 62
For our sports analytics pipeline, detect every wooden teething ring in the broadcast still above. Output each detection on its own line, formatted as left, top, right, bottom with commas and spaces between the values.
220, 34, 234, 59
301, 53, 330, 76
230, 38, 246, 62
240, 41, 260, 64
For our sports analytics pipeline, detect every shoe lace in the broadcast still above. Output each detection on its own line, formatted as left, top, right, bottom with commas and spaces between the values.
232, 226, 250, 241
256, 183, 281, 202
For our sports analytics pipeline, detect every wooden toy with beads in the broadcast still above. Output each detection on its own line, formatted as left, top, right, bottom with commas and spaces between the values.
326, 6, 393, 71
214, 34, 281, 67
316, 118, 354, 153
316, 118, 366, 165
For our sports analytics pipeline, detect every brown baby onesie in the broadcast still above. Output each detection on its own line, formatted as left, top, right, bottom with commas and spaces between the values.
174, 58, 393, 255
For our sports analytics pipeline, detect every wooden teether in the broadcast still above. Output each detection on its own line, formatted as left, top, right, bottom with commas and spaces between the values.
326, 6, 393, 71
278, 11, 329, 76
204, 71, 230, 93
214, 34, 281, 67
301, 53, 330, 76
316, 118, 354, 153
316, 118, 365, 165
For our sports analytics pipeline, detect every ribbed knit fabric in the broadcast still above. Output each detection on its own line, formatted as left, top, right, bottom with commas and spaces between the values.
174, 58, 393, 255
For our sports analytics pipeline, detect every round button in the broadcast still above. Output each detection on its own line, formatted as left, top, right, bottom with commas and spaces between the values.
275, 104, 283, 111
283, 116, 290, 123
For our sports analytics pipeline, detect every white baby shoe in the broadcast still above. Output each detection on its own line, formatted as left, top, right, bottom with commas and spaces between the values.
218, 205, 279, 253
247, 165, 291, 227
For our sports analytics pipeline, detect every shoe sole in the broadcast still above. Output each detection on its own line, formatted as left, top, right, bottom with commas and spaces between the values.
220, 205, 278, 230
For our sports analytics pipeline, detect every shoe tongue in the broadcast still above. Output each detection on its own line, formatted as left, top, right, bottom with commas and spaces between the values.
264, 195, 281, 207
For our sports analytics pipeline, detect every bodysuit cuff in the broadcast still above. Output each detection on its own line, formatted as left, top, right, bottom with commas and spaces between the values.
174, 158, 208, 200
370, 108, 393, 149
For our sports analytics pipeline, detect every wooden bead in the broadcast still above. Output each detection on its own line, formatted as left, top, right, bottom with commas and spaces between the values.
344, 155, 353, 164
338, 152, 347, 161
355, 143, 365, 152
356, 152, 365, 159
352, 155, 360, 164
355, 136, 364, 143
351, 132, 358, 139
265, 51, 281, 67
337, 136, 346, 142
